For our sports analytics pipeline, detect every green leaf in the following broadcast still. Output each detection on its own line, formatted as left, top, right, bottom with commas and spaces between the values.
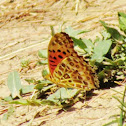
3, 106, 14, 120
72, 37, 87, 51
21, 59, 30, 68
21, 85, 35, 94
65, 26, 89, 37
42, 69, 49, 77
9, 99, 42, 106
38, 50, 48, 58
91, 40, 112, 62
34, 80, 53, 90
98, 70, 106, 80
37, 80, 52, 84
118, 12, 126, 33
4, 96, 13, 102
10, 99, 55, 106
82, 39, 94, 54
38, 59, 48, 65
40, 99, 56, 106
42, 84, 56, 92
34, 84, 44, 90
25, 78, 36, 84
100, 20, 125, 41
10, 99, 26, 105
47, 88, 79, 105
7, 71, 22, 98
101, 30, 111, 40
9, 99, 29, 105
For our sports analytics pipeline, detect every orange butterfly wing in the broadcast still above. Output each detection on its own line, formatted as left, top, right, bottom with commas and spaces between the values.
45, 32, 99, 91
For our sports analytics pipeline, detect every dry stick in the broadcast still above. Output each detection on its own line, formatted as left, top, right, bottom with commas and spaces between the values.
0, 39, 48, 62
78, 11, 116, 23
78, 2, 126, 23
75, 0, 80, 15
77, 91, 108, 109
27, 105, 50, 125
84, 114, 111, 126
1, 38, 29, 50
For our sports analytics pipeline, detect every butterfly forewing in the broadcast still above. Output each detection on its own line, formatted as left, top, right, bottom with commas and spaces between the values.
45, 32, 99, 91
48, 32, 77, 75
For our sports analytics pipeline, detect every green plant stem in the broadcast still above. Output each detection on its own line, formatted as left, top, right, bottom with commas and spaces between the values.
119, 85, 126, 126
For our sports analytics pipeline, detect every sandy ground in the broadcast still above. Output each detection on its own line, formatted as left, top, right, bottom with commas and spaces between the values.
0, 0, 126, 125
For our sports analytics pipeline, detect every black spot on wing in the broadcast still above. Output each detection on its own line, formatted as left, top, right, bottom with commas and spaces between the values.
67, 49, 70, 53
57, 49, 61, 52
49, 60, 55, 63
58, 55, 63, 59
63, 51, 66, 55
53, 56, 57, 59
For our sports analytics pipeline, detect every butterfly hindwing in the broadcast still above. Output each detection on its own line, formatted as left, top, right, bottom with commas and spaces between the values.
51, 56, 99, 90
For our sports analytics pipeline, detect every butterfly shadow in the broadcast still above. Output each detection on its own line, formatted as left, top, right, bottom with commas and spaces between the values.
56, 89, 99, 115
99, 80, 120, 90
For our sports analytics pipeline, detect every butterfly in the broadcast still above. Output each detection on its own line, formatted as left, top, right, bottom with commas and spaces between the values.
44, 32, 99, 91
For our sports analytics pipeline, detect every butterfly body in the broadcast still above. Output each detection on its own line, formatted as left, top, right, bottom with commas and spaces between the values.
45, 32, 99, 91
